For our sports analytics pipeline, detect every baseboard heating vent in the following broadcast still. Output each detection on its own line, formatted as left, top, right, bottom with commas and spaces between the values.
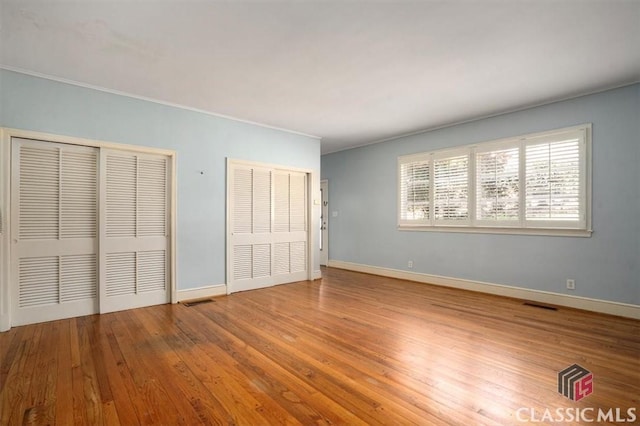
182, 298, 214, 307
523, 301, 558, 311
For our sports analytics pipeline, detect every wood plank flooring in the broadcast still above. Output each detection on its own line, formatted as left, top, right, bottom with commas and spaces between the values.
1, 267, 638, 425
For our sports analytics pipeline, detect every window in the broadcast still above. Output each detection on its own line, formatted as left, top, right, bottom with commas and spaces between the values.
525, 134, 583, 227
433, 151, 469, 224
398, 124, 591, 236
399, 156, 430, 222
475, 142, 520, 226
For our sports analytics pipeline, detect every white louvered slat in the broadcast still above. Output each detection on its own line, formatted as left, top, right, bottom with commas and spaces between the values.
138, 250, 166, 293
19, 146, 59, 240
234, 168, 253, 234
61, 150, 97, 239
60, 254, 97, 302
400, 158, 430, 222
19, 256, 59, 307
253, 169, 271, 233
106, 154, 137, 238
138, 157, 167, 237
290, 241, 306, 273
252, 244, 271, 278
290, 173, 306, 232
274, 242, 290, 275
434, 153, 469, 221
476, 147, 519, 222
105, 252, 136, 296
233, 245, 252, 280
526, 138, 581, 221
274, 172, 290, 232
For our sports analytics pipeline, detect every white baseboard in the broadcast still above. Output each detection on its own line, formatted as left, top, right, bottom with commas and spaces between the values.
177, 284, 227, 302
181, 273, 321, 301
328, 260, 640, 320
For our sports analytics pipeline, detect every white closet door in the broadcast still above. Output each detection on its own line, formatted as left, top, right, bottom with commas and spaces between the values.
229, 163, 308, 293
11, 138, 98, 326
100, 150, 170, 313
272, 170, 308, 284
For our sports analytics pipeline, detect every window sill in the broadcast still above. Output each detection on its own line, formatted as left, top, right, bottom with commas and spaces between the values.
397, 225, 592, 238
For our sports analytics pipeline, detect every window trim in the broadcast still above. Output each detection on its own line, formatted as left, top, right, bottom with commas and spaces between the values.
397, 124, 592, 237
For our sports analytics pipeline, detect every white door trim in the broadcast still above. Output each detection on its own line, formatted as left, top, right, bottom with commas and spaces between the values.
0, 129, 11, 331
0, 127, 177, 331
226, 158, 315, 293
320, 179, 329, 266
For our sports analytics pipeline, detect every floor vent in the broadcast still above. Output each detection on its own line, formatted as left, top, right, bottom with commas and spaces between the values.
523, 302, 558, 311
182, 298, 214, 307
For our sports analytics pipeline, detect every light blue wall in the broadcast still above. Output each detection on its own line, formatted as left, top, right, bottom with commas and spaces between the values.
0, 69, 321, 290
322, 84, 640, 305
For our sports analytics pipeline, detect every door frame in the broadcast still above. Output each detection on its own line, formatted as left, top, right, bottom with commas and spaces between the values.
0, 127, 177, 331
226, 158, 317, 294
0, 129, 10, 331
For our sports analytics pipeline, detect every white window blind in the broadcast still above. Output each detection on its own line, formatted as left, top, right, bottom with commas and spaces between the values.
433, 152, 469, 223
397, 124, 590, 235
399, 156, 430, 223
476, 145, 520, 225
525, 131, 584, 227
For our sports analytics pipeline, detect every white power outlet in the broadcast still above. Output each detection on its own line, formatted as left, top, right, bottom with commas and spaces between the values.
566, 279, 576, 290
408, 260, 413, 269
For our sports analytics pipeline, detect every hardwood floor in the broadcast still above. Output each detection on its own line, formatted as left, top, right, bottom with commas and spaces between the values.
1, 267, 638, 425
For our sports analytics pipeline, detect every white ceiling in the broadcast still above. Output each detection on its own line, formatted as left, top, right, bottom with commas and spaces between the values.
1, 1, 639, 154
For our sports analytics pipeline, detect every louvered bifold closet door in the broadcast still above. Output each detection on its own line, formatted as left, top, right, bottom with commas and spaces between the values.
229, 164, 308, 293
99, 150, 170, 313
230, 165, 274, 292
272, 170, 308, 285
11, 138, 98, 326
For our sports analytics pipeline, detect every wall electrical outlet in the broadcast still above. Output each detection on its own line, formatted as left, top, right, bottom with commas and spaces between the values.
566, 279, 576, 290
408, 260, 413, 269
